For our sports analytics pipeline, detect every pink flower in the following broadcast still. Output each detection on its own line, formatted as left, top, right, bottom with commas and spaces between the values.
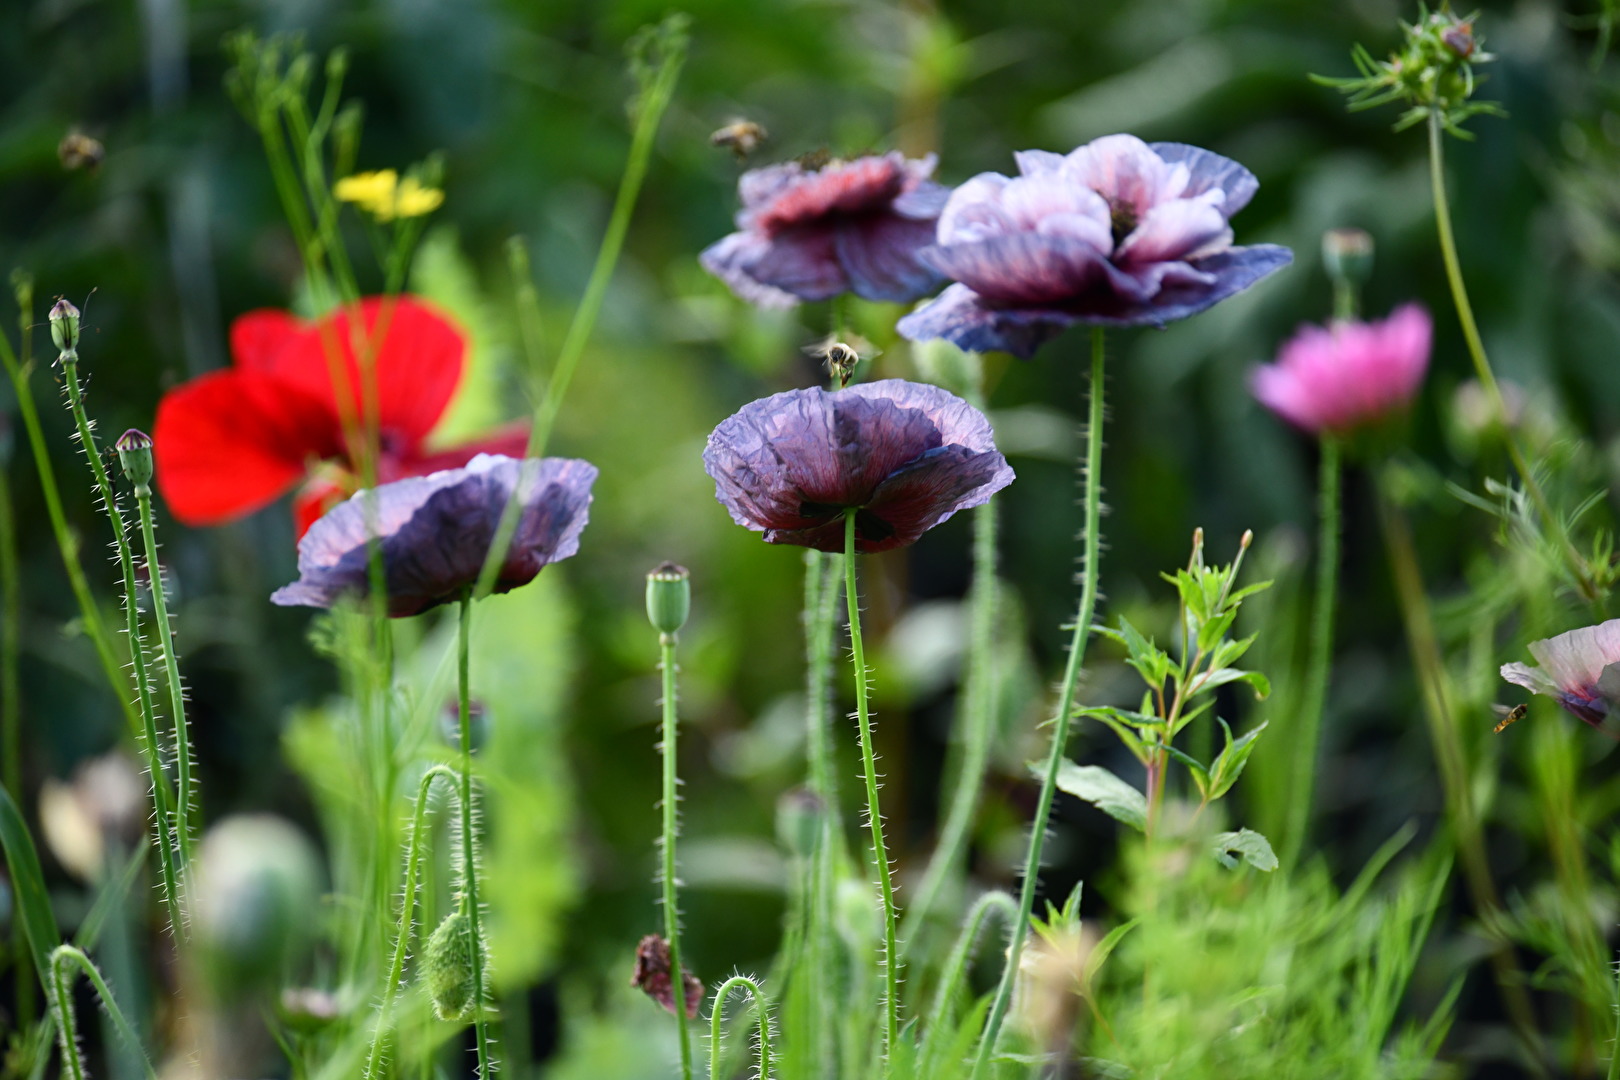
1501, 619, 1620, 728
1249, 304, 1431, 434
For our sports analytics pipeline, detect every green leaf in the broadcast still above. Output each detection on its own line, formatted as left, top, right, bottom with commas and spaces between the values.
1196, 609, 1238, 654
1209, 720, 1267, 799
1115, 616, 1173, 687
1161, 744, 1210, 797
1213, 828, 1278, 871
1199, 667, 1272, 700
1083, 918, 1139, 993
0, 784, 62, 987
1051, 762, 1146, 832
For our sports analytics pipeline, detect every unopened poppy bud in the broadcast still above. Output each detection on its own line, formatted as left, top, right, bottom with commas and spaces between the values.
49, 299, 79, 354
646, 562, 691, 639
439, 699, 490, 753
424, 907, 485, 1021
1321, 228, 1374, 292
775, 786, 825, 858
191, 815, 321, 1001
116, 429, 154, 490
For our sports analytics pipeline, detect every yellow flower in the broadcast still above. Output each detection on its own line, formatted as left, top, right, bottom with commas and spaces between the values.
334, 170, 398, 217
393, 177, 445, 219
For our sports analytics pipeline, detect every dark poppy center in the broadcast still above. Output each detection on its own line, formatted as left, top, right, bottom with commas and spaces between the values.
1108, 200, 1138, 248
798, 501, 896, 546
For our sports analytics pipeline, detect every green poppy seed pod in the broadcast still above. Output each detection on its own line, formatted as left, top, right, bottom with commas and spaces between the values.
1321, 228, 1374, 291
190, 815, 321, 1002
775, 786, 826, 859
646, 562, 690, 639
49, 299, 80, 354
423, 907, 485, 1021
115, 429, 154, 490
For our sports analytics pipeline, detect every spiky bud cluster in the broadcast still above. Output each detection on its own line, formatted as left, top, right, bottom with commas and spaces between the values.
423, 907, 484, 1021
645, 562, 691, 641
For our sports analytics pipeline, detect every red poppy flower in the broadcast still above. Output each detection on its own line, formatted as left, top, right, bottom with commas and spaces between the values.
154, 297, 529, 537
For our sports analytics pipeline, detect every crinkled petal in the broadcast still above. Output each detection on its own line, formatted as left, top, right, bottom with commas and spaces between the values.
896, 283, 1080, 359
842, 378, 1002, 453
750, 153, 909, 234
699, 232, 803, 308
154, 369, 344, 525
833, 215, 945, 303
1069, 243, 1293, 327
272, 454, 596, 617
1061, 134, 1188, 216
703, 225, 849, 304
1116, 192, 1232, 265
1501, 661, 1557, 697
920, 232, 1110, 305
1149, 142, 1259, 218
1527, 619, 1620, 697
1013, 149, 1066, 177
860, 444, 1014, 548
937, 174, 1016, 246
891, 180, 951, 221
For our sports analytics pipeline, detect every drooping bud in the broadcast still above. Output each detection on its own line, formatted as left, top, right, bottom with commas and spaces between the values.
424, 907, 485, 1020
1321, 228, 1374, 292
49, 299, 80, 354
439, 699, 491, 753
775, 786, 825, 859
116, 429, 154, 490
646, 562, 691, 640
630, 933, 702, 1018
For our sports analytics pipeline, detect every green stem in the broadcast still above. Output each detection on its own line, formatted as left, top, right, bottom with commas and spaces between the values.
473, 28, 686, 600
457, 595, 492, 1076
49, 945, 158, 1080
1426, 113, 1596, 607
0, 453, 29, 1027
927, 891, 1016, 1031
1609, 966, 1620, 1080
801, 548, 841, 1074
844, 510, 901, 1063
58, 354, 184, 935
902, 482, 999, 958
1284, 436, 1340, 865
365, 764, 461, 1080
135, 486, 195, 863
0, 333, 140, 741
971, 327, 1107, 1078
1375, 480, 1547, 1076
659, 631, 693, 1080
708, 975, 773, 1080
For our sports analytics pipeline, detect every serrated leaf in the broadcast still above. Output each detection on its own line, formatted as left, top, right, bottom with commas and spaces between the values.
1209, 720, 1267, 799
1213, 828, 1278, 871
1051, 762, 1146, 832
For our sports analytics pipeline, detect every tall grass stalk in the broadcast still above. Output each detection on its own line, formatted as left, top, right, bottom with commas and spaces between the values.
971, 326, 1108, 1078
1284, 435, 1340, 865
843, 509, 901, 1063
57, 338, 185, 935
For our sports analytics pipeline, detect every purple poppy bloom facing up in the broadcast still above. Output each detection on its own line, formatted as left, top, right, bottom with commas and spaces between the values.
701, 151, 950, 308
704, 378, 1014, 554
271, 454, 596, 617
896, 134, 1293, 358
1500, 619, 1620, 728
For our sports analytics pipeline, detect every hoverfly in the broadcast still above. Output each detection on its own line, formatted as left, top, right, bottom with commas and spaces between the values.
1492, 703, 1528, 734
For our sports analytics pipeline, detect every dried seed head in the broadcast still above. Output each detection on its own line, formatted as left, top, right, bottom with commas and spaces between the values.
631, 933, 702, 1018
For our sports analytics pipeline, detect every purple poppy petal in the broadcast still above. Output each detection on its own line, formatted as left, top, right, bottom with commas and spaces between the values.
1061, 134, 1188, 218
1149, 142, 1259, 218
727, 225, 851, 303
1013, 149, 1066, 177
842, 378, 1001, 453
919, 232, 1111, 305
1115, 193, 1233, 265
862, 445, 1014, 546
937, 174, 1015, 245
1501, 661, 1556, 697
833, 214, 946, 303
705, 390, 838, 534
271, 455, 596, 617
892, 180, 952, 221
1068, 244, 1293, 327
751, 153, 908, 234
896, 283, 1080, 359
699, 232, 803, 308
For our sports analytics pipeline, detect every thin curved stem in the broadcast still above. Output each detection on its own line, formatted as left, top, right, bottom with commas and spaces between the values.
135, 487, 195, 863
660, 632, 693, 1080
844, 510, 900, 1062
707, 975, 773, 1080
928, 891, 1017, 1029
1427, 113, 1596, 607
49, 945, 158, 1080
364, 764, 462, 1080
971, 327, 1107, 1078
457, 595, 492, 1076
1284, 437, 1340, 865
59, 355, 184, 935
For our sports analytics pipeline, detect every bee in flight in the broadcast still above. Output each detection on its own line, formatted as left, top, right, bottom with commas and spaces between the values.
804, 334, 878, 387
709, 120, 767, 161
1492, 703, 1528, 733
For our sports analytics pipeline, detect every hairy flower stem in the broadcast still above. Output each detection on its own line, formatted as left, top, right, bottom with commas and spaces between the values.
1284, 436, 1341, 865
708, 975, 773, 1080
49, 945, 157, 1080
844, 510, 901, 1063
1427, 114, 1597, 607
1376, 483, 1547, 1075
457, 594, 493, 1076
59, 352, 185, 934
135, 485, 196, 862
658, 630, 694, 1080
902, 461, 999, 957
799, 546, 842, 1072
365, 764, 461, 1079
972, 327, 1107, 1079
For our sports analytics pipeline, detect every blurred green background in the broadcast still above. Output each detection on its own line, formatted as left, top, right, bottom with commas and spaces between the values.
6, 0, 1620, 1072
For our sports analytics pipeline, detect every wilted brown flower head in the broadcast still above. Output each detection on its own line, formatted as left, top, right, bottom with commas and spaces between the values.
631, 933, 702, 1019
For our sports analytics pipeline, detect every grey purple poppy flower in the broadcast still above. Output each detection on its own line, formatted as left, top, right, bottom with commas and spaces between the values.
271, 454, 596, 617
1500, 619, 1620, 728
896, 134, 1293, 358
701, 151, 950, 308
704, 378, 1013, 553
